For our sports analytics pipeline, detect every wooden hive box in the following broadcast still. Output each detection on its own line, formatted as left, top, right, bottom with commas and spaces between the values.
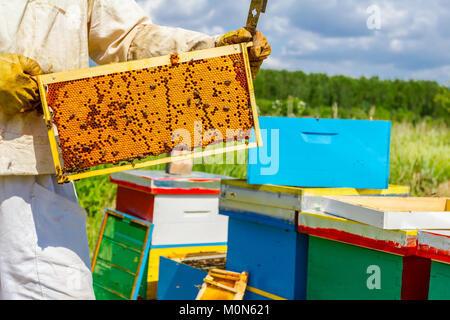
417, 230, 450, 299
37, 43, 262, 183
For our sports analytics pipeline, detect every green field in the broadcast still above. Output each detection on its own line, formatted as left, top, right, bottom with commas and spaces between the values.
80, 120, 450, 254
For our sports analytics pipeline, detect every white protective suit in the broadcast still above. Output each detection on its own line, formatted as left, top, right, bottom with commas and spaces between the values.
0, 0, 219, 299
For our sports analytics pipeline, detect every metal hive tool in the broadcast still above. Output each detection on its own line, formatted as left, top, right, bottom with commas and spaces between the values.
37, 43, 262, 183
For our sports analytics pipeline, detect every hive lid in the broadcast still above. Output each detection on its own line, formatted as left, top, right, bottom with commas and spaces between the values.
318, 196, 450, 230
111, 170, 229, 194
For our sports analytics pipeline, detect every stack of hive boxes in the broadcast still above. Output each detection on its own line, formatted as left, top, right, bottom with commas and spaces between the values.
105, 170, 229, 300
219, 116, 450, 300
155, 116, 449, 300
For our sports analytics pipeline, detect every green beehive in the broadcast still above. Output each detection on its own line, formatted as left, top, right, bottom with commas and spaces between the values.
91, 209, 153, 300
299, 210, 431, 300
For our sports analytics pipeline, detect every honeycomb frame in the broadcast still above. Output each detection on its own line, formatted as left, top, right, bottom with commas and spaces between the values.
37, 43, 262, 183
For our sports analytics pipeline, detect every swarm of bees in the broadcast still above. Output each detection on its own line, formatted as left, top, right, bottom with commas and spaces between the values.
45, 53, 254, 175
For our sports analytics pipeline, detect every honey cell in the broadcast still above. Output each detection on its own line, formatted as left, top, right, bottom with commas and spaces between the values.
45, 53, 254, 174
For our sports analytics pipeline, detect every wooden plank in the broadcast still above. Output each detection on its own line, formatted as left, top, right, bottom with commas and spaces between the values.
221, 179, 410, 197
417, 230, 450, 264
330, 196, 449, 212
196, 269, 249, 300
221, 183, 302, 211
39, 43, 252, 84
241, 43, 263, 146
220, 198, 296, 225
37, 77, 64, 175
321, 196, 450, 230
57, 142, 256, 183
298, 210, 418, 254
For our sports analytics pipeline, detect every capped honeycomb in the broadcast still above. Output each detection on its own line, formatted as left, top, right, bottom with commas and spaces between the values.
44, 52, 254, 176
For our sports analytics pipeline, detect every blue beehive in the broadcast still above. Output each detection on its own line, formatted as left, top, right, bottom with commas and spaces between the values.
247, 117, 391, 189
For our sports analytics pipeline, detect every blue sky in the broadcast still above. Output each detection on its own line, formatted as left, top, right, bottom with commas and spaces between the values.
134, 0, 450, 84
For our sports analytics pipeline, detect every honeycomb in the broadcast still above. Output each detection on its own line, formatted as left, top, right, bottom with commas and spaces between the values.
45, 53, 254, 175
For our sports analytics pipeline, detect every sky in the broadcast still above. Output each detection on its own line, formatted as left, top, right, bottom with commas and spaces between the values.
135, 0, 450, 84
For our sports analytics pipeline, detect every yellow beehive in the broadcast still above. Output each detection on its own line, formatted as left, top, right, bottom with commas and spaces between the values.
37, 43, 262, 183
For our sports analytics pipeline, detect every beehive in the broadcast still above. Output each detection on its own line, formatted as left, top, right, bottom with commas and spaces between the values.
37, 43, 261, 183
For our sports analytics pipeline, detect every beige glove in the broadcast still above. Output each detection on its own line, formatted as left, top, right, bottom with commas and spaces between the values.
0, 53, 42, 115
217, 28, 271, 79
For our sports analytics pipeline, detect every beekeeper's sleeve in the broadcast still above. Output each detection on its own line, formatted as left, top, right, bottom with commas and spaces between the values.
87, 0, 221, 64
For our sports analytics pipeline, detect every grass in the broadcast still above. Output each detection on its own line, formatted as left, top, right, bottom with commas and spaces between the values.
390, 121, 449, 197
79, 121, 450, 255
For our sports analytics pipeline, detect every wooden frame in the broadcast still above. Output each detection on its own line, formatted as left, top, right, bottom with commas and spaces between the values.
37, 43, 262, 183
196, 269, 249, 300
91, 209, 153, 300
320, 196, 450, 230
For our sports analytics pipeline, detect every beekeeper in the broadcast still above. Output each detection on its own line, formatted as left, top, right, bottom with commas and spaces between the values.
0, 0, 270, 300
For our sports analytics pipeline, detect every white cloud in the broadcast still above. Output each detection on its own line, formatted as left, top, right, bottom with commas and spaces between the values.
199, 25, 225, 36
263, 57, 290, 69
264, 16, 290, 34
134, 0, 450, 83
389, 39, 403, 52
136, 0, 163, 21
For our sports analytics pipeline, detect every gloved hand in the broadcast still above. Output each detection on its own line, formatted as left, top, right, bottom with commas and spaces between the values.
217, 28, 271, 79
0, 53, 42, 115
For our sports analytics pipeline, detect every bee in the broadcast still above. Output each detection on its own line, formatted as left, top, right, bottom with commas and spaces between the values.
193, 89, 200, 99
224, 80, 231, 86
187, 97, 191, 106
170, 53, 180, 65
150, 84, 156, 90
223, 106, 230, 112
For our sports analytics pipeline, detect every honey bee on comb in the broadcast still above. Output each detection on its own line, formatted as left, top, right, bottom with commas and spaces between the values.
38, 44, 261, 182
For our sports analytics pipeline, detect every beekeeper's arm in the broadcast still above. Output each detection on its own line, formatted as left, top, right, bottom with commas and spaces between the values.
88, 0, 270, 78
88, 0, 219, 64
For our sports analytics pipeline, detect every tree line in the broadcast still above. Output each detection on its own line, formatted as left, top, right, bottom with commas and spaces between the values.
254, 69, 449, 122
